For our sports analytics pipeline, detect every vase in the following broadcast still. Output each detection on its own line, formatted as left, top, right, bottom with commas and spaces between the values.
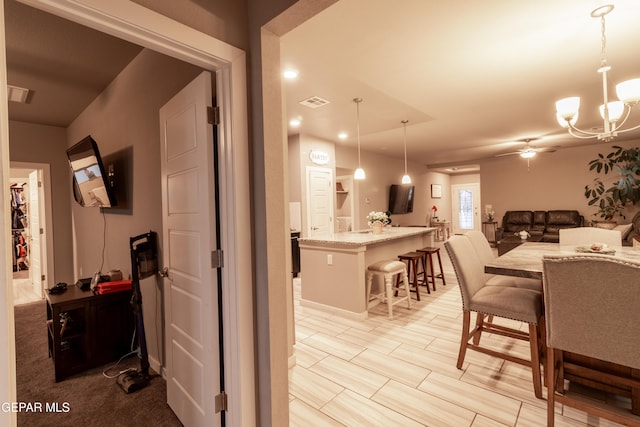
371, 222, 384, 234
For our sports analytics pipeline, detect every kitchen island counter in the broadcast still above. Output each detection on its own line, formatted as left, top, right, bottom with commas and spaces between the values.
298, 227, 436, 318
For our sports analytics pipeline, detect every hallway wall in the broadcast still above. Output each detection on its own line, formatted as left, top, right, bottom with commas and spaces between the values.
66, 48, 202, 371
8, 121, 74, 283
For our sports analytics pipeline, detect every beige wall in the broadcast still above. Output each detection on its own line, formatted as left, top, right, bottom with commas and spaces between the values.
132, 0, 249, 50
479, 139, 640, 226
334, 143, 451, 229
66, 48, 202, 370
8, 121, 74, 282
288, 134, 301, 204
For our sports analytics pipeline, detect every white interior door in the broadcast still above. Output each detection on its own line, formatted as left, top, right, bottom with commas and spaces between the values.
28, 170, 42, 297
451, 183, 481, 235
160, 71, 220, 427
306, 167, 333, 237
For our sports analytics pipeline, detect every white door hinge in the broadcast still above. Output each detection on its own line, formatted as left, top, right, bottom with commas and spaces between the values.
208, 106, 220, 125
212, 249, 224, 269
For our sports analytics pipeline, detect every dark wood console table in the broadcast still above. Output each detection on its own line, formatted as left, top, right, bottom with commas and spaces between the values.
46, 286, 134, 382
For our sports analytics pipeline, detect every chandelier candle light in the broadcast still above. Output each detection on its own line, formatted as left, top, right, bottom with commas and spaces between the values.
353, 98, 365, 180
555, 4, 640, 141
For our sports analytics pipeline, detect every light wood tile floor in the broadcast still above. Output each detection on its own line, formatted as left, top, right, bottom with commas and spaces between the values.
289, 242, 636, 426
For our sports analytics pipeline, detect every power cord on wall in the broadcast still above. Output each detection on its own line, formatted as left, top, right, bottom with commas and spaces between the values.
99, 209, 107, 273
90, 210, 108, 292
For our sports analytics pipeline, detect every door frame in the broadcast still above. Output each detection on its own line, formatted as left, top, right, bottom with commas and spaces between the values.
0, 1, 253, 425
10, 162, 55, 294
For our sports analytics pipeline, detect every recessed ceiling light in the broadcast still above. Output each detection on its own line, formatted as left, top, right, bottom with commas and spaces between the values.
338, 132, 348, 140
289, 118, 301, 127
283, 69, 298, 80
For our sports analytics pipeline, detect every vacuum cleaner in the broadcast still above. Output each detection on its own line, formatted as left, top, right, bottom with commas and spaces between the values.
117, 231, 158, 393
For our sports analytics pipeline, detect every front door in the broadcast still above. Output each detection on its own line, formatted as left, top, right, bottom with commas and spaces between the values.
160, 71, 221, 427
306, 167, 333, 236
451, 183, 481, 235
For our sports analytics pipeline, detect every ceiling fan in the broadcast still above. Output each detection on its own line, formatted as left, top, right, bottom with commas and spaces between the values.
495, 138, 557, 159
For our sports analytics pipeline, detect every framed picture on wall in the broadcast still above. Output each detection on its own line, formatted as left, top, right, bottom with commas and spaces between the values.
431, 184, 442, 198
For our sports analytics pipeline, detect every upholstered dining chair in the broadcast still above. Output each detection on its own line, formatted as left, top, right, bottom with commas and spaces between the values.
542, 254, 640, 427
558, 226, 622, 247
445, 235, 543, 398
465, 230, 541, 292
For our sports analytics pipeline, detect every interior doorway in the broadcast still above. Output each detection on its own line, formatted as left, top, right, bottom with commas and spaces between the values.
9, 162, 54, 305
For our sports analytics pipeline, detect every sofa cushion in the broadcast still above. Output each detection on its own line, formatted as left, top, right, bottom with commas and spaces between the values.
545, 210, 582, 232
532, 211, 546, 232
502, 211, 534, 232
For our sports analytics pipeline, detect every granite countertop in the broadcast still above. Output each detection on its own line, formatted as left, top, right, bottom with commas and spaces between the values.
298, 226, 435, 247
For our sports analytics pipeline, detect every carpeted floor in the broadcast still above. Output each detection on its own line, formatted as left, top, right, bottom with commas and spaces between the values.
14, 300, 182, 426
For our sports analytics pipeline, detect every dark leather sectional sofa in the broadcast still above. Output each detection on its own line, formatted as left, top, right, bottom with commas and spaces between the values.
496, 210, 584, 243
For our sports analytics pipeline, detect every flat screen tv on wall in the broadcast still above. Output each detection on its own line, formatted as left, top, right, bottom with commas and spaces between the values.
388, 184, 415, 214
66, 136, 117, 208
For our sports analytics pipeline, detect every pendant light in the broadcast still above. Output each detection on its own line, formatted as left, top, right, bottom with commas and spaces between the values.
401, 120, 411, 184
353, 98, 365, 180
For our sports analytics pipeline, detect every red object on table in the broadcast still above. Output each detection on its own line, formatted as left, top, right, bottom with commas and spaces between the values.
97, 279, 133, 294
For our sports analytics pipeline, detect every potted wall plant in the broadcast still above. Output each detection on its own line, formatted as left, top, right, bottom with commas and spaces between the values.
584, 145, 640, 223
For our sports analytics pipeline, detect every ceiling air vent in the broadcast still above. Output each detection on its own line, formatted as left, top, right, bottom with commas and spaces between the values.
299, 96, 330, 109
7, 85, 30, 103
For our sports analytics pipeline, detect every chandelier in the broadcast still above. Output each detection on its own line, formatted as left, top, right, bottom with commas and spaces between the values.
555, 4, 640, 141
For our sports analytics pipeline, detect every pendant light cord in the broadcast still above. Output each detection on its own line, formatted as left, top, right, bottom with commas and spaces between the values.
402, 120, 408, 175
355, 98, 362, 166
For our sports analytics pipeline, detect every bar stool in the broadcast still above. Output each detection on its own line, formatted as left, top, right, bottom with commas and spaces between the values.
417, 246, 446, 291
366, 260, 411, 318
397, 251, 427, 300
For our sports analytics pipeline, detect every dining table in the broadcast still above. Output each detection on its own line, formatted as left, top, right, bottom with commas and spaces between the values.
485, 241, 640, 280
485, 241, 640, 416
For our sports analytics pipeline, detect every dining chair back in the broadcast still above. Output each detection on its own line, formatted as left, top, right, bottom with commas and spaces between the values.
542, 254, 640, 426
445, 235, 543, 398
466, 230, 541, 292
558, 226, 622, 247
465, 230, 495, 266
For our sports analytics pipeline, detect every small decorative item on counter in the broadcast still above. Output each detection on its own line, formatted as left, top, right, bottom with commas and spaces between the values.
367, 211, 390, 234
432, 205, 438, 219
515, 230, 531, 240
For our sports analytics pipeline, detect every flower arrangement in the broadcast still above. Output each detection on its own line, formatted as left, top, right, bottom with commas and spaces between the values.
367, 211, 390, 227
515, 230, 530, 239
485, 207, 495, 221
432, 205, 438, 214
